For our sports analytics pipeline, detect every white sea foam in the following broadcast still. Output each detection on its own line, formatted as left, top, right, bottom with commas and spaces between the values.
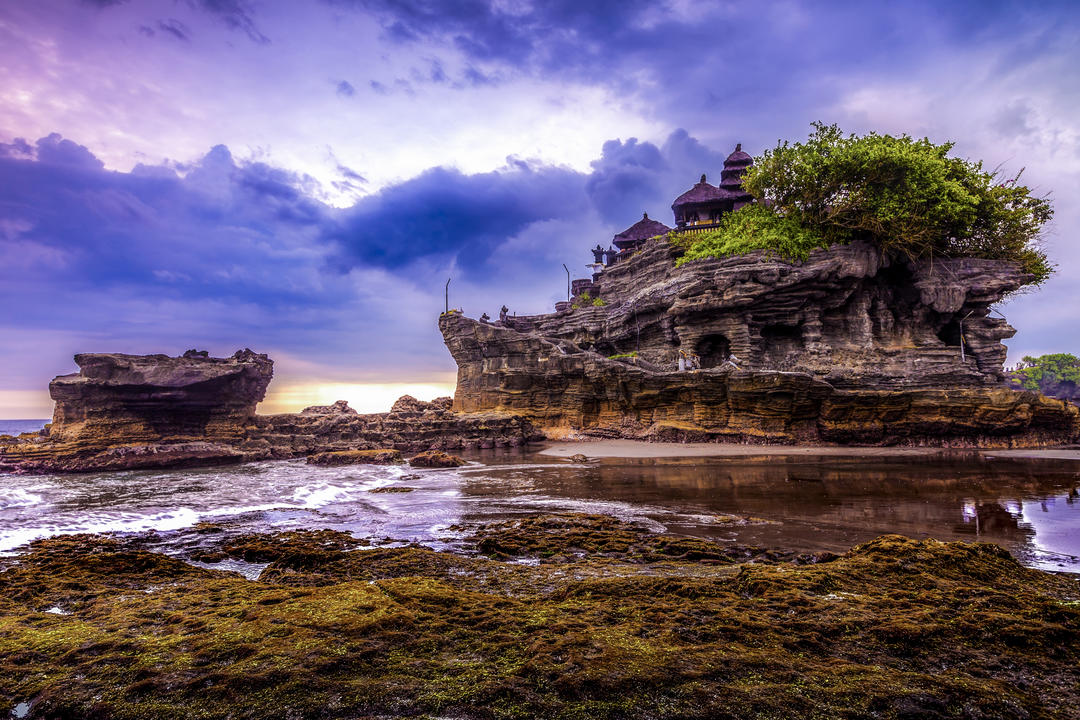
0, 488, 45, 510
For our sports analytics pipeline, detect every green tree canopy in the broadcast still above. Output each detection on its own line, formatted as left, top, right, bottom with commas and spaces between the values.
1011, 353, 1080, 392
677, 124, 1054, 285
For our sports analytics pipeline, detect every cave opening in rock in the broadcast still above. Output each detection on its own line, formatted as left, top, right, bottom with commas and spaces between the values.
761, 325, 802, 364
696, 334, 732, 368
937, 319, 962, 347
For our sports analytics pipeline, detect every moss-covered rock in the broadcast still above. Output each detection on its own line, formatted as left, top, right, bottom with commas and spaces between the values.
1, 515, 1077, 719
409, 449, 466, 467
306, 448, 404, 466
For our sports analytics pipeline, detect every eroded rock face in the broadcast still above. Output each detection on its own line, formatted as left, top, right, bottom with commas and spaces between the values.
440, 240, 1080, 447
498, 240, 1029, 388
46, 349, 273, 443
1, 350, 275, 471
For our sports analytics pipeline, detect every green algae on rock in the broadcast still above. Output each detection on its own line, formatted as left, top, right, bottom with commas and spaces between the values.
409, 449, 467, 467
1, 515, 1078, 719
306, 448, 405, 466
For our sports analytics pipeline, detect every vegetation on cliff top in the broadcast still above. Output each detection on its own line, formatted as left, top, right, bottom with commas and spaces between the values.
674, 204, 828, 265
1010, 353, 1080, 393
2, 513, 1078, 719
677, 123, 1054, 284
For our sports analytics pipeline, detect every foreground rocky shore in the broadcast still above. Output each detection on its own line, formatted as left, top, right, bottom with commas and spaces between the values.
1, 513, 1077, 719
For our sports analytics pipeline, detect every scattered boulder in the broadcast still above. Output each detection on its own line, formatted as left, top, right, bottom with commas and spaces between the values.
389, 395, 453, 417
389, 395, 429, 415
307, 449, 404, 466
409, 450, 466, 468
300, 400, 358, 415
568, 453, 589, 463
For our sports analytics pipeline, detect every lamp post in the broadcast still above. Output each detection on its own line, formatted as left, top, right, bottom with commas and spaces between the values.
562, 264, 570, 302
445, 277, 451, 313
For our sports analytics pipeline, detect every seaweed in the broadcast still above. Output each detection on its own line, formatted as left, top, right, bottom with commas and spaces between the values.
1, 515, 1077, 719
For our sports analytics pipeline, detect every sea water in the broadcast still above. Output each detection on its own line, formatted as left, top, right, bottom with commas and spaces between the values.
0, 419, 48, 436
1, 448, 1078, 572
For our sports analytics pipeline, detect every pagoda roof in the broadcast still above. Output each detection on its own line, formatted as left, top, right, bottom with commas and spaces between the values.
613, 212, 672, 249
672, 174, 742, 208
724, 145, 753, 166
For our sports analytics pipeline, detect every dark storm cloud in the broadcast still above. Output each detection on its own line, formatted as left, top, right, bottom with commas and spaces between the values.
585, 138, 667, 224
0, 129, 742, 312
328, 0, 1080, 155
337, 0, 651, 69
0, 135, 326, 316
31, 133, 105, 170
322, 162, 588, 273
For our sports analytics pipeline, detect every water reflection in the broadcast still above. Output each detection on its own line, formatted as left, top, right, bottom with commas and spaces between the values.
458, 450, 1080, 571
1, 447, 1078, 572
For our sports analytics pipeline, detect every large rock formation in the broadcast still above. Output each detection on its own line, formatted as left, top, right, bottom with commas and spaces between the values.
441, 239, 1079, 446
1, 351, 537, 473
48, 349, 273, 443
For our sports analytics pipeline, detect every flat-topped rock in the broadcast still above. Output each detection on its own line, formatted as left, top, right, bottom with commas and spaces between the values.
48, 349, 273, 442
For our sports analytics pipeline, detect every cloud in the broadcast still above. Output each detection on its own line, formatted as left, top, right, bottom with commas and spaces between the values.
336, 80, 356, 97
31, 133, 105, 170
156, 18, 191, 42
187, 0, 269, 44
82, 0, 269, 43
322, 161, 588, 273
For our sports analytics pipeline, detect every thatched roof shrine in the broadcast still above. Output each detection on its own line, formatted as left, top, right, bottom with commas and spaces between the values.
612, 212, 672, 250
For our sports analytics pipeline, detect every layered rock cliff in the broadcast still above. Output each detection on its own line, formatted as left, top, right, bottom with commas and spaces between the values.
440, 239, 1079, 446
1, 352, 537, 474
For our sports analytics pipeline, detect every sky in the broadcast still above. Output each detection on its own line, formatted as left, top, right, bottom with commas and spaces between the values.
1, 0, 1078, 417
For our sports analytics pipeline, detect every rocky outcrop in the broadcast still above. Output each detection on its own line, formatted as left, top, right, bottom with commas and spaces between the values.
440, 239, 1080, 447
389, 395, 453, 416
1, 351, 539, 474
300, 400, 358, 415
306, 449, 404, 466
2, 350, 273, 472
499, 239, 1029, 388
409, 450, 467, 467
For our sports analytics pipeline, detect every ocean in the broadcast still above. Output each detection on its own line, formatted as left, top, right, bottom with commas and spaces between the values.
0, 448, 1078, 573
0, 419, 49, 436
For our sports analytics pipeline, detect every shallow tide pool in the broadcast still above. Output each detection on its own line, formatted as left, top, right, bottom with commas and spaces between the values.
2, 445, 1078, 572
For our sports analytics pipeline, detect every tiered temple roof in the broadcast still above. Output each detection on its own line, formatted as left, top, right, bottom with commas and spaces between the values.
612, 212, 672, 251
671, 145, 755, 228
587, 144, 755, 278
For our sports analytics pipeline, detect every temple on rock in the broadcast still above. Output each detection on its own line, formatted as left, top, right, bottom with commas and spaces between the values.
595, 144, 754, 272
